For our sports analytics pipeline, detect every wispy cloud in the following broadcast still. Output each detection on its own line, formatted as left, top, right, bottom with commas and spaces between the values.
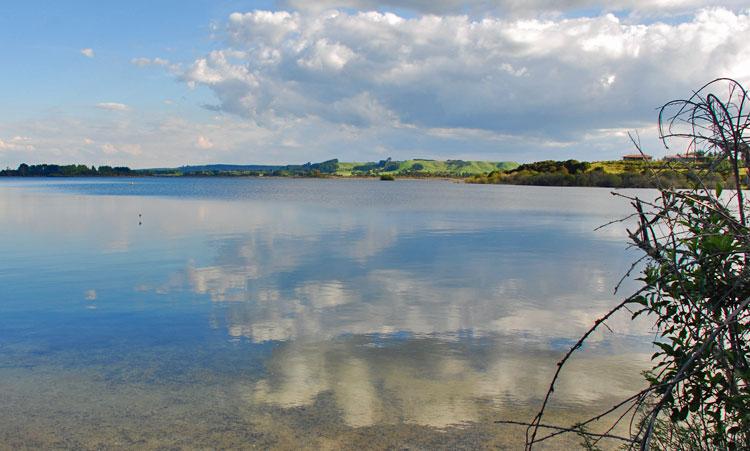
96, 102, 130, 112
131, 56, 170, 67
0, 136, 35, 151
196, 135, 214, 149
100, 142, 142, 156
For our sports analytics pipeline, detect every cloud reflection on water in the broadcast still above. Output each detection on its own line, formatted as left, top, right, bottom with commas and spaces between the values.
0, 180, 655, 432
245, 338, 648, 429
109, 183, 655, 427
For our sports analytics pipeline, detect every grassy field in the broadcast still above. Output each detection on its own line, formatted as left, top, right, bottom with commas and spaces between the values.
336, 159, 518, 177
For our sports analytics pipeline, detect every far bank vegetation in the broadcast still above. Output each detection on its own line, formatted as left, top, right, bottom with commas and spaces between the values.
467, 158, 737, 189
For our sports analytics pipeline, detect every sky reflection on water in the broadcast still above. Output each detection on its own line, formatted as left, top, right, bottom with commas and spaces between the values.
0, 178, 655, 448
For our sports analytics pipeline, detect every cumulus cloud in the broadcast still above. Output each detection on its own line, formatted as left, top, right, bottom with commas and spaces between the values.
80, 48, 95, 58
96, 102, 130, 112
281, 0, 750, 16
180, 8, 750, 143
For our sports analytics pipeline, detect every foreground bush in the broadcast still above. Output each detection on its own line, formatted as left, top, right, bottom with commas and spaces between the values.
512, 78, 750, 450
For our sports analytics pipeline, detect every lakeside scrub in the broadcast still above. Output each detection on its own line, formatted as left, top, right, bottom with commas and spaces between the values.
466, 159, 736, 189
520, 78, 750, 450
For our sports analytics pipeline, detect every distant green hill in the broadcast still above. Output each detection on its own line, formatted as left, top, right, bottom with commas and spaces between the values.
336, 159, 518, 176
141, 159, 519, 178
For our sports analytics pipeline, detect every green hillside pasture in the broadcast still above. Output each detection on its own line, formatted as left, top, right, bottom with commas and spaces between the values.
336, 159, 518, 177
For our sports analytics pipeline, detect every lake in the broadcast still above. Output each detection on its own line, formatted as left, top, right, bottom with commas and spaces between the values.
0, 178, 655, 449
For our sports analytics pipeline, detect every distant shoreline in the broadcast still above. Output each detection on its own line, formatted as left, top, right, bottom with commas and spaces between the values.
1, 157, 736, 189
0, 173, 463, 183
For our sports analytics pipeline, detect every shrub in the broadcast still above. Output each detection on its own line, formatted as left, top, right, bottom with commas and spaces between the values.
518, 78, 750, 450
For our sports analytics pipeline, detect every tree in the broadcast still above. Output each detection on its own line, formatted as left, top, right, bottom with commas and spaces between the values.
504, 78, 750, 450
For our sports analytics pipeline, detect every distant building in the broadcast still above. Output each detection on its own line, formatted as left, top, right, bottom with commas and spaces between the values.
622, 154, 652, 161
664, 152, 706, 163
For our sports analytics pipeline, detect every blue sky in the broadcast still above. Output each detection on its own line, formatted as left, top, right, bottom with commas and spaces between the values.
1, 1, 250, 117
0, 1, 748, 167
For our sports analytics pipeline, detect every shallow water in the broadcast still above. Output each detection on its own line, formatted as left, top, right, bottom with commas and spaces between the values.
0, 178, 655, 449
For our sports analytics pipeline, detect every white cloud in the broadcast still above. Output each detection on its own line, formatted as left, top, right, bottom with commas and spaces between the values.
96, 102, 130, 112
100, 142, 142, 156
0, 136, 35, 151
296, 38, 356, 71
131, 57, 171, 67
101, 143, 118, 154
179, 7, 750, 144
281, 0, 750, 16
601, 73, 617, 87
80, 48, 95, 58
196, 135, 214, 149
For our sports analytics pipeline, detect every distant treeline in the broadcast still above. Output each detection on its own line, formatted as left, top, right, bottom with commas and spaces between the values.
0, 163, 134, 177
0, 160, 342, 178
150, 159, 341, 177
466, 159, 735, 188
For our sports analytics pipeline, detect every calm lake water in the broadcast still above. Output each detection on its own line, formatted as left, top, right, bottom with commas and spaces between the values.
0, 178, 655, 449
